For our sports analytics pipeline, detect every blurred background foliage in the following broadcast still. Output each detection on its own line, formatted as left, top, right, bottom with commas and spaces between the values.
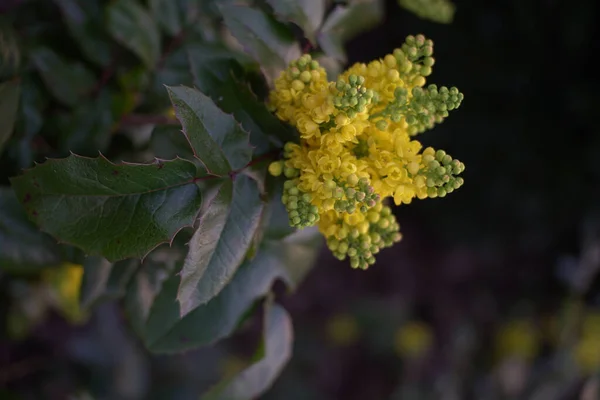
1, 0, 600, 399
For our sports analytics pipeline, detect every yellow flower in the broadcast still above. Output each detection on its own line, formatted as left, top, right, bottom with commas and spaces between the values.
267, 35, 465, 268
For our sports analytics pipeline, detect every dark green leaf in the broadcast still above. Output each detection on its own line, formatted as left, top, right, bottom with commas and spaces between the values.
125, 258, 175, 337
219, 4, 301, 82
200, 302, 293, 400
55, 89, 114, 156
0, 18, 21, 80
188, 49, 296, 150
266, 0, 325, 44
54, 0, 113, 66
16, 77, 46, 139
149, 0, 183, 36
80, 256, 139, 308
10, 155, 202, 262
30, 47, 96, 107
177, 174, 264, 315
0, 187, 61, 273
166, 85, 252, 175
317, 0, 384, 63
142, 228, 320, 353
150, 125, 195, 160
398, 0, 455, 24
0, 79, 20, 155
107, 0, 161, 69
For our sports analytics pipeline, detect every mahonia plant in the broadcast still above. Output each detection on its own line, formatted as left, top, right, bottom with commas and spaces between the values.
267, 35, 464, 269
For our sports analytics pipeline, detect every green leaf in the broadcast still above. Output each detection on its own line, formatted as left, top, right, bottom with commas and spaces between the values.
188, 50, 296, 150
0, 187, 61, 273
200, 302, 293, 400
149, 0, 183, 36
166, 85, 252, 175
0, 79, 20, 156
0, 18, 21, 80
398, 0, 455, 24
219, 4, 301, 83
142, 228, 320, 353
317, 0, 384, 63
54, 0, 113, 66
10, 155, 202, 262
80, 256, 139, 308
150, 125, 195, 161
125, 258, 175, 337
177, 174, 263, 315
15, 77, 45, 139
107, 0, 161, 69
266, 0, 325, 44
55, 89, 114, 156
29, 47, 96, 107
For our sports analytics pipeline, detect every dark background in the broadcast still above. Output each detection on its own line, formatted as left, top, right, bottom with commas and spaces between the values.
269, 0, 600, 398
2, 0, 600, 399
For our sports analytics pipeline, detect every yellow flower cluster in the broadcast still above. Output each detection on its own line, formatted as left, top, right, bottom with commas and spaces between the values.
268, 35, 464, 269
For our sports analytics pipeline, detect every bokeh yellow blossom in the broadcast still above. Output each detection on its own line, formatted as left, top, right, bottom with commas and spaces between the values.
394, 320, 433, 359
494, 319, 540, 361
268, 35, 464, 268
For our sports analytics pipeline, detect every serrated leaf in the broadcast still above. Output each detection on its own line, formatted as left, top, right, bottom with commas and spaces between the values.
188, 50, 296, 150
200, 302, 293, 400
266, 0, 325, 44
0, 187, 61, 273
0, 79, 20, 156
220, 4, 301, 83
54, 0, 113, 66
178, 174, 263, 315
150, 125, 195, 160
107, 0, 161, 69
166, 85, 252, 175
317, 0, 384, 63
30, 47, 96, 107
80, 256, 139, 308
149, 0, 183, 36
10, 155, 202, 262
141, 228, 320, 353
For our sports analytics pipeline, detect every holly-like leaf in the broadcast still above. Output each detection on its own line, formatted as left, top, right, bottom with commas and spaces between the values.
149, 0, 183, 36
219, 4, 301, 83
54, 0, 113, 67
177, 174, 263, 315
80, 256, 139, 308
188, 50, 296, 150
10, 155, 203, 262
166, 85, 252, 175
317, 0, 384, 63
107, 0, 161, 69
30, 47, 96, 108
200, 302, 293, 400
0, 79, 20, 156
140, 228, 320, 353
0, 187, 61, 273
266, 0, 325, 44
